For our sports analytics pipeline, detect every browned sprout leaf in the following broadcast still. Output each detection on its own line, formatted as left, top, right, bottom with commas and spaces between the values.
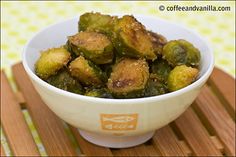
67, 31, 114, 64
107, 58, 149, 98
69, 56, 107, 87
35, 47, 71, 79
113, 15, 157, 60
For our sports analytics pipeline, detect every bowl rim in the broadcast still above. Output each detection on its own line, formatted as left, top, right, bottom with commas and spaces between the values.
22, 14, 214, 104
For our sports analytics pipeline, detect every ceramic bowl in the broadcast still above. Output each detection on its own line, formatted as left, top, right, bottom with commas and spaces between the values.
22, 14, 214, 148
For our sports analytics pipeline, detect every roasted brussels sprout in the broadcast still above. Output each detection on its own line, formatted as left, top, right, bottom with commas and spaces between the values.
67, 31, 114, 64
85, 88, 113, 98
79, 12, 118, 37
162, 39, 201, 67
144, 74, 168, 97
113, 15, 157, 60
46, 68, 84, 94
69, 56, 107, 87
151, 58, 172, 83
35, 47, 71, 79
148, 31, 167, 55
34, 12, 202, 99
107, 58, 149, 98
167, 65, 199, 92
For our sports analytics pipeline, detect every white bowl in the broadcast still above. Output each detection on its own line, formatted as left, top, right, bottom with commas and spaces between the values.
22, 14, 214, 148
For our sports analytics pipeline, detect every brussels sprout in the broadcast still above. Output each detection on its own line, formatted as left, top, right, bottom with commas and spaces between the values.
67, 32, 114, 64
46, 68, 84, 94
107, 58, 149, 98
147, 31, 167, 55
151, 58, 172, 83
35, 47, 71, 79
79, 12, 118, 37
144, 74, 168, 97
167, 65, 199, 92
69, 56, 107, 87
85, 88, 113, 98
162, 39, 201, 67
113, 15, 157, 60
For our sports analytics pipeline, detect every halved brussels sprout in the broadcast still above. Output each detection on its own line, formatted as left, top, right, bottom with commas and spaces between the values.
79, 12, 118, 37
167, 65, 199, 92
67, 31, 114, 64
151, 58, 172, 83
85, 88, 113, 98
113, 15, 157, 60
35, 47, 71, 79
148, 31, 167, 55
162, 39, 201, 67
69, 56, 107, 87
144, 73, 168, 97
107, 58, 149, 98
46, 68, 84, 94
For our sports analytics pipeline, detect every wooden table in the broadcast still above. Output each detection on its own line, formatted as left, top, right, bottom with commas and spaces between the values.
1, 63, 235, 156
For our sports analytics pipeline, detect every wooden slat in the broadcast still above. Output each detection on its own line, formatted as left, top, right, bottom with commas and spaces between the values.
143, 144, 160, 156
12, 63, 77, 156
210, 136, 224, 153
112, 144, 157, 156
1, 144, 6, 156
152, 125, 186, 156
112, 148, 138, 156
1, 71, 40, 156
15, 91, 26, 108
174, 108, 222, 156
194, 86, 235, 156
178, 141, 192, 156
208, 68, 235, 120
70, 127, 113, 156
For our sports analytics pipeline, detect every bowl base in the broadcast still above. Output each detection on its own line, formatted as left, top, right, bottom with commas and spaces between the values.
78, 129, 155, 148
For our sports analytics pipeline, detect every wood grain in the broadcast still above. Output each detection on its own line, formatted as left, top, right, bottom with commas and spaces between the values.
12, 63, 77, 156
112, 144, 156, 156
1, 71, 40, 156
70, 127, 113, 156
15, 91, 26, 108
1, 144, 6, 157
194, 86, 235, 156
152, 125, 186, 156
174, 108, 222, 156
208, 68, 235, 120
210, 136, 224, 153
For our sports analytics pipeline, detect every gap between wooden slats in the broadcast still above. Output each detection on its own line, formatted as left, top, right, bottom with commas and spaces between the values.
1, 71, 40, 156
208, 68, 235, 120
70, 127, 113, 156
174, 107, 222, 156
12, 63, 77, 156
152, 125, 187, 156
193, 86, 235, 156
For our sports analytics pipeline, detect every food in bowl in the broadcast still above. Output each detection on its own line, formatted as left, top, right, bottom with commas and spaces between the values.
35, 12, 201, 99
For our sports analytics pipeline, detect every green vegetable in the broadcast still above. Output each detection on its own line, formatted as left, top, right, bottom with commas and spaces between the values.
113, 15, 157, 60
79, 12, 118, 37
162, 39, 201, 67
148, 31, 167, 55
144, 74, 168, 97
85, 88, 113, 98
67, 31, 114, 64
69, 56, 107, 87
167, 65, 199, 91
151, 58, 172, 83
35, 47, 71, 79
46, 68, 84, 94
107, 58, 149, 98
